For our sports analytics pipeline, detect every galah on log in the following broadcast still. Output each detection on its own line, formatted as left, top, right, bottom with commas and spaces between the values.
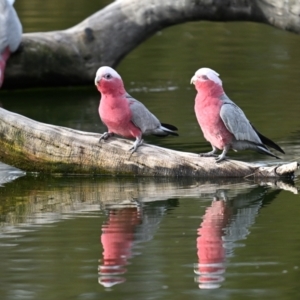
95, 66, 178, 153
191, 67, 284, 162
0, 0, 22, 87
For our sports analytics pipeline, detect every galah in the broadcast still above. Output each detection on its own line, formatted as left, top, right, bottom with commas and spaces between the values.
94, 66, 178, 153
191, 67, 284, 162
0, 0, 22, 87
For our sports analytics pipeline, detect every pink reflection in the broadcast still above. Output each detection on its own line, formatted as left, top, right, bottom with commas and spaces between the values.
195, 197, 231, 289
98, 207, 141, 288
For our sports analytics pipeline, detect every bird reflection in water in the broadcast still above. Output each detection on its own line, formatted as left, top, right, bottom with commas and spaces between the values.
194, 192, 232, 289
98, 207, 142, 287
98, 200, 169, 288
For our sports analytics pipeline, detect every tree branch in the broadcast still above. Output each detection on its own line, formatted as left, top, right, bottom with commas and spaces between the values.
3, 0, 300, 88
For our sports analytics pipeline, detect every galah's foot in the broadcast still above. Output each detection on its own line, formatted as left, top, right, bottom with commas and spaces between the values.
215, 146, 229, 163
215, 154, 227, 163
129, 139, 144, 153
99, 132, 113, 142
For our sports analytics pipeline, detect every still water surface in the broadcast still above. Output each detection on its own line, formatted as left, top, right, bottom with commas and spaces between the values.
1, 1, 300, 299
0, 174, 300, 300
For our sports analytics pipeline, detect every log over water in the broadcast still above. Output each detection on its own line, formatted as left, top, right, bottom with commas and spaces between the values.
0, 107, 298, 178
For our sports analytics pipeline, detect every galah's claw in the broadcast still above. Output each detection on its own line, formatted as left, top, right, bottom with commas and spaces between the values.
215, 155, 227, 163
129, 146, 136, 153
214, 146, 229, 163
129, 138, 144, 153
99, 132, 113, 142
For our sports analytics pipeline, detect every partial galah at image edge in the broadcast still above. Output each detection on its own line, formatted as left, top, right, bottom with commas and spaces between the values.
0, 0, 22, 87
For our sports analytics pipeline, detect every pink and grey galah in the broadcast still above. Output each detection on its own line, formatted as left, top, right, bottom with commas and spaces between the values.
191, 68, 284, 162
0, 0, 22, 87
94, 66, 178, 153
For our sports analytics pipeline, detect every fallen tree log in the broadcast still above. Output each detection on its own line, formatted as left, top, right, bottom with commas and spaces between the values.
3, 0, 300, 89
0, 107, 298, 178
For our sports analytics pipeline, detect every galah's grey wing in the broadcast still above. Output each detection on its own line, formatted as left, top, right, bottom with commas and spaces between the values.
125, 94, 161, 134
0, 0, 22, 53
220, 103, 262, 144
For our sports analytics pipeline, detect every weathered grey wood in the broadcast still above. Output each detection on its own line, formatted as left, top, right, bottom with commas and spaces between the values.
0, 107, 297, 177
3, 0, 300, 88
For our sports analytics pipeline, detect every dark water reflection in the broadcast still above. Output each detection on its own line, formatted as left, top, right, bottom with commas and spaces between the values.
1, 173, 298, 299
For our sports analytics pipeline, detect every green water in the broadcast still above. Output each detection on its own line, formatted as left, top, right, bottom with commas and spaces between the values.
1, 0, 300, 299
0, 175, 299, 299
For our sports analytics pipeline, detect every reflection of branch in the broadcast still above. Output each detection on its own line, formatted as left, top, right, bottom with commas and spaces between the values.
256, 179, 298, 194
0, 176, 295, 234
0, 163, 25, 186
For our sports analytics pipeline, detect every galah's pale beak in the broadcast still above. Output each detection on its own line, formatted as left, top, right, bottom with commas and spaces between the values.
94, 75, 101, 86
190, 75, 197, 85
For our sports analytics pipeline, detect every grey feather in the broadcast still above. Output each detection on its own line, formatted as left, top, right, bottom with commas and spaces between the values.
0, 0, 22, 53
125, 93, 167, 135
219, 95, 262, 145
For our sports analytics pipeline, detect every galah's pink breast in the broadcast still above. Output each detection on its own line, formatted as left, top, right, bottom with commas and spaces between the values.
99, 96, 141, 139
195, 95, 234, 150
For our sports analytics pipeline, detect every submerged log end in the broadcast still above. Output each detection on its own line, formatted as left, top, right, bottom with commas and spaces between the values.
252, 161, 299, 179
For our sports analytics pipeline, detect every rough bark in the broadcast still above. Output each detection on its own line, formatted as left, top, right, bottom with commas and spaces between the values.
3, 0, 300, 89
0, 107, 297, 177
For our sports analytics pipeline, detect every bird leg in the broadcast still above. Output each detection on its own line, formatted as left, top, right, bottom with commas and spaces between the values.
129, 137, 144, 153
215, 145, 230, 163
199, 146, 218, 157
99, 132, 114, 142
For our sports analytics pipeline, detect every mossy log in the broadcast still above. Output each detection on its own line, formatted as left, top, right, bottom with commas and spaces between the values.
3, 0, 300, 89
0, 107, 298, 178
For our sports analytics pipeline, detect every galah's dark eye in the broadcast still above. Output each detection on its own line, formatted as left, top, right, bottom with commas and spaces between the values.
201, 75, 209, 80
104, 73, 112, 79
